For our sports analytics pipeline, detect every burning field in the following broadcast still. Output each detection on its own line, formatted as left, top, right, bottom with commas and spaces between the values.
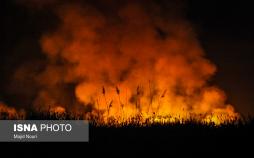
0, 0, 243, 126
2, 1, 254, 156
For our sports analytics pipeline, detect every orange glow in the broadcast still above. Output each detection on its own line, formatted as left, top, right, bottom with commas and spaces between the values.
50, 106, 66, 114
30, 1, 240, 125
0, 102, 25, 119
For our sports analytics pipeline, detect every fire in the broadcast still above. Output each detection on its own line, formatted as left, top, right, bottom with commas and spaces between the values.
8, 1, 239, 125
49, 106, 66, 114
0, 102, 25, 119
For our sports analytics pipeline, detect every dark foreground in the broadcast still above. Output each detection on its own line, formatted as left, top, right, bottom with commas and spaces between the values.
1, 111, 253, 155
1, 121, 253, 156
90, 122, 254, 155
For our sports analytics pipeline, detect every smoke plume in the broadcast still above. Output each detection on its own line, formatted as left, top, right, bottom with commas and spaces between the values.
5, 0, 238, 123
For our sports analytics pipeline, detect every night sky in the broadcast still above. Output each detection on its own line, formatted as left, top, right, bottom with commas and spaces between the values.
188, 1, 254, 115
1, 0, 254, 115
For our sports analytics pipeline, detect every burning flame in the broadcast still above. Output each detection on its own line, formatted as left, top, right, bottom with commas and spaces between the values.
9, 1, 239, 125
0, 102, 25, 119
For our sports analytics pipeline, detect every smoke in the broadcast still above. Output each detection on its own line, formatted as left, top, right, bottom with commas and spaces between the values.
6, 0, 238, 122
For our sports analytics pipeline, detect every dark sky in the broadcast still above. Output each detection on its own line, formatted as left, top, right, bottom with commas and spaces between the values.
0, 0, 254, 115
187, 1, 254, 115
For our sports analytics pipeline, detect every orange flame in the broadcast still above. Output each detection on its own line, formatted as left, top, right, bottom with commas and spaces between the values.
28, 1, 239, 125
0, 102, 25, 119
